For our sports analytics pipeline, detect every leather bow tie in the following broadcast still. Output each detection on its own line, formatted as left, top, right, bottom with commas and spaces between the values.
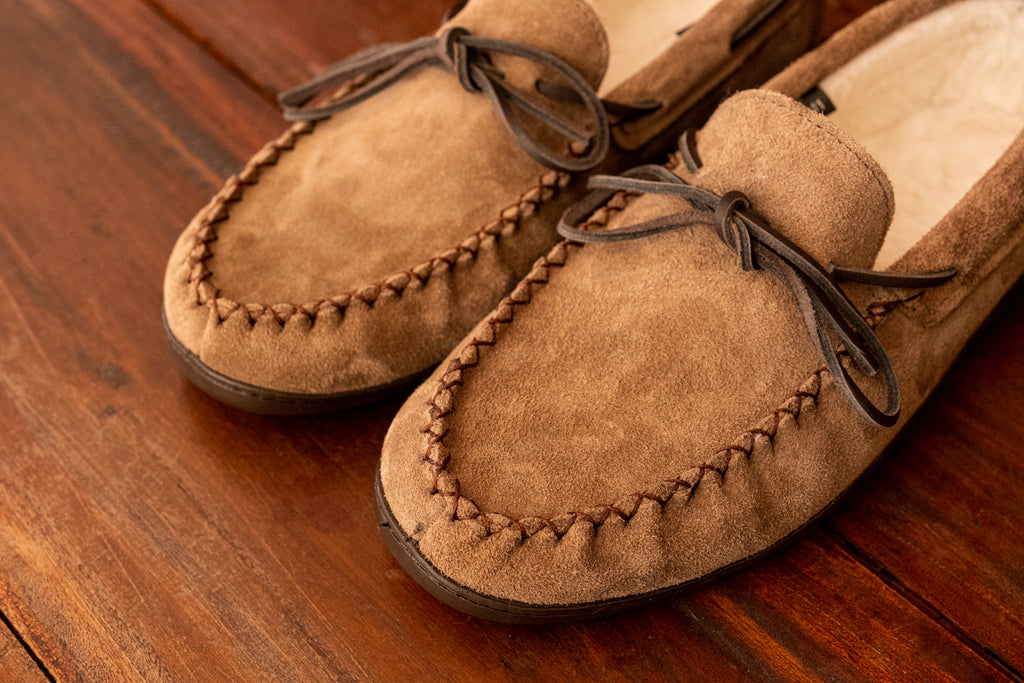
278, 27, 611, 173
558, 163, 957, 428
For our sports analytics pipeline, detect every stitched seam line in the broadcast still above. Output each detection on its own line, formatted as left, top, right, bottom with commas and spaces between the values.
418, 223, 920, 539
183, 82, 571, 328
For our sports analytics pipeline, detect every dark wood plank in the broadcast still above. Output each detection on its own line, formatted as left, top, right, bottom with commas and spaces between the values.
145, 0, 880, 101
0, 0, 279, 678
665, 531, 1006, 682
820, 0, 879, 41
146, 0, 453, 95
827, 290, 1024, 677
0, 617, 46, 683
0, 0, 1016, 679
66, 0, 283, 171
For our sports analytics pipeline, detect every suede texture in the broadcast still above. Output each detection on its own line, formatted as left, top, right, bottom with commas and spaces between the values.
162, 0, 821, 396
762, 0, 1024, 324
438, 90, 893, 519
208, 0, 607, 305
611, 0, 823, 151
379, 0, 1024, 606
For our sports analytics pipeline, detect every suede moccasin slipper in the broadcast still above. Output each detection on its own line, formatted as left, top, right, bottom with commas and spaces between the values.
378, 0, 1024, 622
162, 0, 821, 414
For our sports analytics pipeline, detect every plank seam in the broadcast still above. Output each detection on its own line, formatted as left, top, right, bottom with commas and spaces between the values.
135, 0, 279, 105
822, 524, 1024, 682
0, 606, 56, 682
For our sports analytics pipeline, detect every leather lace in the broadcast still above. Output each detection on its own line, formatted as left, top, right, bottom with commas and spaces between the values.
278, 27, 612, 173
557, 164, 957, 428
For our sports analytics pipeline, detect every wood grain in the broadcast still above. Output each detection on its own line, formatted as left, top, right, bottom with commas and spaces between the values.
0, 0, 276, 677
141, 0, 879, 102
0, 618, 45, 683
0, 0, 1020, 679
828, 290, 1024, 677
146, 0, 454, 95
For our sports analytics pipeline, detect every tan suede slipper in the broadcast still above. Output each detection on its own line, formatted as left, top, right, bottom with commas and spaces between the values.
162, 0, 821, 414
377, 0, 1024, 622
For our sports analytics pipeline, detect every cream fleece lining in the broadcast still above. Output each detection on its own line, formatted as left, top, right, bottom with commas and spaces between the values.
821, 0, 1024, 270
589, 0, 719, 94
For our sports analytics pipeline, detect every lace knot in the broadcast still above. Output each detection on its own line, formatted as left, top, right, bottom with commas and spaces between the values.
276, 27, 612, 172
437, 27, 478, 93
556, 163, 958, 428
714, 191, 756, 272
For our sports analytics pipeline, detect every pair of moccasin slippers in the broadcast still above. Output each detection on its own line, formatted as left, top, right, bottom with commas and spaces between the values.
163, 0, 1024, 622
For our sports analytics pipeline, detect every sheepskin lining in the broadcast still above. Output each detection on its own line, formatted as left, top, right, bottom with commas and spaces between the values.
591, 0, 719, 94
821, 0, 1024, 269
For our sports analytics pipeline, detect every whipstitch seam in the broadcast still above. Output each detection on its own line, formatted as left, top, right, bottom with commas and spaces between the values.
417, 222, 922, 541
183, 94, 571, 328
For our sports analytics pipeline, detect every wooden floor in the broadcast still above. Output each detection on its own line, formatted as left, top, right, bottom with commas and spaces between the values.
1, 0, 1021, 680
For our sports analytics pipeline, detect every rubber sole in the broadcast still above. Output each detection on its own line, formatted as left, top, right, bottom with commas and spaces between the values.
163, 310, 431, 415
373, 464, 871, 624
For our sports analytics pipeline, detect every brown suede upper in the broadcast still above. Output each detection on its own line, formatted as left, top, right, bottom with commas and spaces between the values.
379, 0, 1024, 607
209, 0, 606, 305
162, 0, 820, 397
440, 91, 894, 519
